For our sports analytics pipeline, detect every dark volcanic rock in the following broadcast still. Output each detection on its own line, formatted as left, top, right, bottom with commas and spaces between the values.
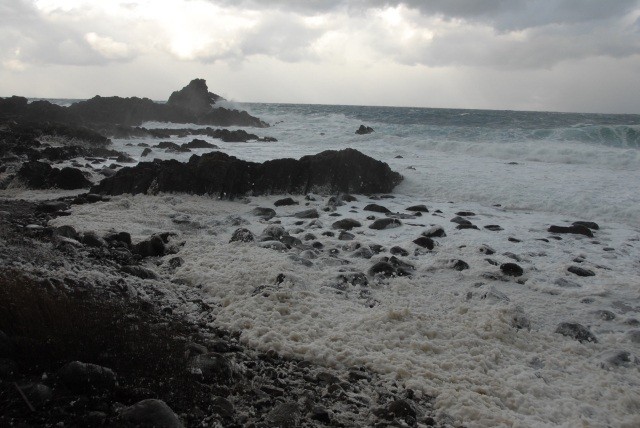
16, 162, 91, 190
450, 216, 472, 226
133, 235, 165, 257
573, 221, 600, 230
449, 259, 470, 271
120, 399, 182, 428
555, 322, 598, 343
390, 246, 409, 256
568, 266, 595, 277
252, 207, 276, 220
92, 149, 403, 198
167, 78, 221, 115
413, 236, 434, 249
188, 353, 233, 384
230, 228, 255, 243
58, 361, 117, 393
355, 125, 374, 135
364, 203, 390, 214
369, 218, 402, 230
274, 197, 298, 206
406, 204, 429, 212
423, 226, 446, 238
484, 224, 504, 231
141, 147, 152, 157
500, 262, 524, 277
548, 225, 594, 237
332, 218, 362, 230
183, 138, 218, 149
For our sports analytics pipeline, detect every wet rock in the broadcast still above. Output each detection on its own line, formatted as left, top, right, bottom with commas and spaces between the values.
555, 322, 598, 343
369, 261, 396, 277
93, 149, 402, 198
211, 396, 234, 420
55, 225, 80, 241
450, 216, 472, 226
81, 231, 107, 248
595, 310, 616, 321
364, 203, 390, 214
295, 208, 320, 219
554, 278, 582, 288
568, 266, 595, 277
390, 246, 409, 256
548, 225, 594, 238
266, 402, 301, 427
134, 235, 165, 257
141, 147, 152, 157
406, 204, 428, 212
352, 246, 374, 259
58, 361, 117, 393
338, 272, 369, 287
449, 259, 469, 271
355, 125, 374, 134
332, 218, 362, 230
422, 226, 446, 238
261, 225, 286, 241
259, 241, 288, 251
310, 406, 332, 424
375, 399, 416, 422
252, 207, 276, 220
479, 245, 495, 255
120, 399, 183, 428
17, 161, 91, 190
369, 218, 402, 230
103, 231, 132, 247
456, 211, 476, 217
573, 221, 600, 230
500, 263, 524, 277
413, 236, 434, 250
188, 353, 233, 384
230, 228, 255, 243
457, 224, 479, 230
600, 350, 638, 370
274, 197, 298, 206
122, 265, 158, 280
183, 138, 217, 149
37, 201, 69, 213
484, 224, 504, 231
338, 230, 355, 241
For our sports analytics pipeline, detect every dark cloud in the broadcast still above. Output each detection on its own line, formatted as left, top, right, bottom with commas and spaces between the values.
217, 0, 640, 30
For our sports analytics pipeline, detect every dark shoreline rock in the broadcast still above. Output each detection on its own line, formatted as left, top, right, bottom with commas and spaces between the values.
92, 149, 403, 198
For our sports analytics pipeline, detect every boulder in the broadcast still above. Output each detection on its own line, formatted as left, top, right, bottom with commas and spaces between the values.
92, 149, 403, 197
183, 138, 218, 149
16, 162, 91, 190
274, 197, 298, 206
332, 218, 362, 230
355, 125, 374, 135
548, 224, 594, 238
58, 361, 117, 393
406, 204, 429, 212
568, 266, 595, 277
369, 218, 402, 230
120, 399, 183, 428
364, 203, 390, 214
413, 236, 434, 249
555, 322, 598, 343
133, 235, 165, 257
500, 263, 524, 277
230, 228, 255, 243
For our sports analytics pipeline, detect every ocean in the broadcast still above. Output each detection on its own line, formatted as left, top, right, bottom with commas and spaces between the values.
38, 102, 640, 426
112, 103, 640, 227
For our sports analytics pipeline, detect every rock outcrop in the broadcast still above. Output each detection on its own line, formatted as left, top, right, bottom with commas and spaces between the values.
0, 79, 268, 129
92, 148, 403, 198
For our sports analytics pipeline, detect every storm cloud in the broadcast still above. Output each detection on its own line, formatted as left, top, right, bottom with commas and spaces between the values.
1, 0, 639, 112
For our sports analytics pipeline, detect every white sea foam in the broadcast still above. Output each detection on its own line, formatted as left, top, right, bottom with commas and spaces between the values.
49, 193, 640, 427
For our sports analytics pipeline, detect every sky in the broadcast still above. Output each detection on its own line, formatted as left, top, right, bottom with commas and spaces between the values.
1, 0, 640, 113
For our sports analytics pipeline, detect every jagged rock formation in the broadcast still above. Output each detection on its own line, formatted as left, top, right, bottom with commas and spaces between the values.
0, 79, 267, 129
92, 148, 403, 198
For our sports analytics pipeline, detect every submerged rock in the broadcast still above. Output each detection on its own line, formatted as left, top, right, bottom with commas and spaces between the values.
355, 125, 374, 135
555, 322, 598, 343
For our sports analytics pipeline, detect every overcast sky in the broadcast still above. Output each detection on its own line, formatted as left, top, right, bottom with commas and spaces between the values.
1, 0, 639, 113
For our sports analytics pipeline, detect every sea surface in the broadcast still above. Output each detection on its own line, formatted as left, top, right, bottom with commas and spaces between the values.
108, 102, 640, 228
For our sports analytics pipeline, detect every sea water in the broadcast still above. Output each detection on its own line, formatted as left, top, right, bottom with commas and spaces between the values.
114, 103, 640, 227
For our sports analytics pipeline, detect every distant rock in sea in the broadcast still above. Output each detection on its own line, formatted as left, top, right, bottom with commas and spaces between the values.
92, 148, 403, 198
0, 78, 268, 129
356, 125, 374, 135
